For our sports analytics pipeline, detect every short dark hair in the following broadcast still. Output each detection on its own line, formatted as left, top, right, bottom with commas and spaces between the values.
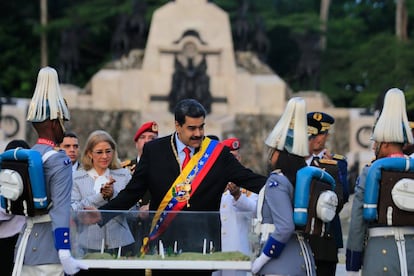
63, 131, 78, 139
5, 139, 30, 150
174, 98, 206, 126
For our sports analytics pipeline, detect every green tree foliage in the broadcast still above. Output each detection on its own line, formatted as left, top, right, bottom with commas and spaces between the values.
323, 33, 414, 107
0, 0, 413, 110
322, 0, 414, 108
0, 0, 167, 98
0, 1, 40, 97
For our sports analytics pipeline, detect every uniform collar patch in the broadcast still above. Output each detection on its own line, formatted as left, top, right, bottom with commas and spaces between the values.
269, 181, 279, 187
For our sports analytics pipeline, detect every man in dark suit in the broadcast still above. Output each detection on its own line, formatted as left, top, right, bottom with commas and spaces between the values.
89, 98, 266, 276
121, 121, 158, 273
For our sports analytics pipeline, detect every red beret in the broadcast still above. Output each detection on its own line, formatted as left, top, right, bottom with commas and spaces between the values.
134, 121, 158, 142
222, 137, 240, 151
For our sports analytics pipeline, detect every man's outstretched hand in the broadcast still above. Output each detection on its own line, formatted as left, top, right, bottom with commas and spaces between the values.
79, 206, 102, 225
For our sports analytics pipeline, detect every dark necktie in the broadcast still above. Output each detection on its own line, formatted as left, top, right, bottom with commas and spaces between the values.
311, 156, 320, 166
182, 147, 191, 170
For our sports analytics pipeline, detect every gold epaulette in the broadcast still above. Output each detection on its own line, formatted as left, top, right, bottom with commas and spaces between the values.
319, 158, 338, 165
121, 159, 132, 168
367, 157, 376, 166
332, 153, 346, 160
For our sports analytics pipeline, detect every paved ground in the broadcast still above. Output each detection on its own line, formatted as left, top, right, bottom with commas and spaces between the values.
336, 262, 346, 275
335, 194, 355, 276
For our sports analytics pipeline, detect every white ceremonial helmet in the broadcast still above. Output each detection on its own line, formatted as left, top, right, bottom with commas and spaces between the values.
27, 66, 70, 123
372, 88, 413, 144
265, 97, 309, 157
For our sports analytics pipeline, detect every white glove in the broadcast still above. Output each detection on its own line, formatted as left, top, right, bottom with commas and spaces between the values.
58, 249, 89, 275
346, 271, 360, 276
252, 253, 271, 274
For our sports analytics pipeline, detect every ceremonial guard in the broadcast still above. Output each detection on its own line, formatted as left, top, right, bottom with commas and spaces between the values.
11, 67, 87, 275
252, 97, 317, 275
346, 88, 414, 275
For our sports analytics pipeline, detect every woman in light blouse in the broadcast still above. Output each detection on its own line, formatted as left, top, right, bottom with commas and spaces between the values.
71, 130, 134, 257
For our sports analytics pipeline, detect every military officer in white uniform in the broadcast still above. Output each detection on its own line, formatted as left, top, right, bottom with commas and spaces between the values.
214, 137, 258, 276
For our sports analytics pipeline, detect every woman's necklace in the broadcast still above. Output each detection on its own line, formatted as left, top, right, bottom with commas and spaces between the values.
170, 134, 181, 171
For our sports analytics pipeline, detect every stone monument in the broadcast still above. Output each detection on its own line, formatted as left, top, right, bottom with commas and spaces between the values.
63, 0, 289, 139
54, 0, 373, 175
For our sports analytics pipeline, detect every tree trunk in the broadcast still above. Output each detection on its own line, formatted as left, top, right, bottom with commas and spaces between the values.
319, 0, 331, 50
40, 0, 48, 67
396, 0, 408, 41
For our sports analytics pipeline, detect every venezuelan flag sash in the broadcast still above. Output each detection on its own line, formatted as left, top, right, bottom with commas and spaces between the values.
140, 137, 223, 255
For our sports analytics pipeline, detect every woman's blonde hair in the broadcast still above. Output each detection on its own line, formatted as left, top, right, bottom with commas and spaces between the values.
81, 130, 121, 170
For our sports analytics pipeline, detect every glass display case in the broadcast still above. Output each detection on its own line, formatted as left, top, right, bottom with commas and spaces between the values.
70, 209, 259, 270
